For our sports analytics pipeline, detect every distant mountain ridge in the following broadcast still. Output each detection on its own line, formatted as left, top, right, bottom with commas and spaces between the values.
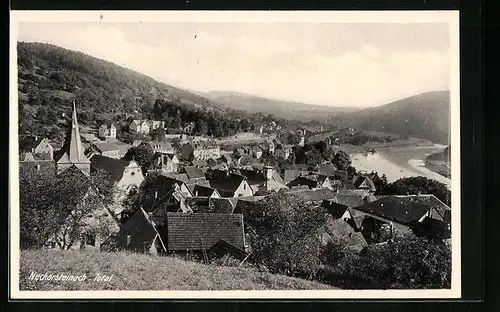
335, 91, 451, 144
199, 91, 360, 120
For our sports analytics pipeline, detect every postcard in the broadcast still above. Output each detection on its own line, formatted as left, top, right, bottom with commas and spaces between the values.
10, 10, 460, 299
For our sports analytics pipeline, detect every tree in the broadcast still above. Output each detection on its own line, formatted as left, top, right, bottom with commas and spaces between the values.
124, 145, 154, 175
245, 192, 328, 278
195, 119, 208, 136
332, 150, 352, 170
378, 176, 451, 206
19, 166, 116, 250
331, 236, 451, 289
150, 127, 165, 142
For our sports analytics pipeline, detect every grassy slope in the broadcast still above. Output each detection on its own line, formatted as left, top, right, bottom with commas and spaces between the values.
20, 250, 333, 291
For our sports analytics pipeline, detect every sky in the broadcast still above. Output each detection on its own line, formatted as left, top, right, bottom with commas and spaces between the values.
17, 21, 451, 107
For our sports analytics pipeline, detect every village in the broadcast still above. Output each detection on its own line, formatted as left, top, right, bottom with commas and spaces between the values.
18, 100, 452, 268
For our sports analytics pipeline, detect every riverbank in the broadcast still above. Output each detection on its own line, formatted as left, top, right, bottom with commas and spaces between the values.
350, 144, 451, 189
334, 137, 433, 154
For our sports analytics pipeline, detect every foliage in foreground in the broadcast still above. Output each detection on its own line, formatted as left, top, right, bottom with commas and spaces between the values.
19, 249, 333, 291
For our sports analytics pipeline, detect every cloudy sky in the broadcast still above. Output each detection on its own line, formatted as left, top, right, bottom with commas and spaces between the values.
17, 21, 450, 107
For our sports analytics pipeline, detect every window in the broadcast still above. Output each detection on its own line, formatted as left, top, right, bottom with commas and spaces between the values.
126, 235, 132, 246
131, 171, 135, 176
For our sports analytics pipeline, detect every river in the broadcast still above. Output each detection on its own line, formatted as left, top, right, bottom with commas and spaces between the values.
350, 144, 451, 189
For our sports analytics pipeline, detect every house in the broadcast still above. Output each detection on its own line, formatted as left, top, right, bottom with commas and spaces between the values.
129, 120, 150, 134
183, 166, 207, 182
353, 175, 376, 193
183, 122, 195, 134
46, 166, 121, 251
283, 188, 338, 205
152, 153, 180, 173
181, 141, 221, 161
142, 175, 194, 211
319, 217, 368, 253
189, 184, 221, 198
85, 142, 122, 159
317, 163, 338, 176
98, 124, 117, 141
140, 141, 175, 155
352, 195, 451, 243
274, 144, 292, 160
238, 166, 288, 195
149, 120, 165, 131
90, 155, 145, 211
283, 169, 310, 183
232, 196, 267, 215
191, 159, 210, 170
100, 208, 167, 254
19, 136, 55, 160
251, 145, 263, 159
206, 170, 253, 198
286, 174, 333, 190
56, 101, 91, 176
103, 210, 246, 260
261, 140, 275, 154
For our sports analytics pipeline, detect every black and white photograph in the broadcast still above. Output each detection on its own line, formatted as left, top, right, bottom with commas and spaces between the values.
9, 11, 460, 299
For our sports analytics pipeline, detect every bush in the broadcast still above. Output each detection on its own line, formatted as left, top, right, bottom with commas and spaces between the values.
210, 254, 241, 267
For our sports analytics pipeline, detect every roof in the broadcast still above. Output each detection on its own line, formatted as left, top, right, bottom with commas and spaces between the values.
284, 169, 309, 183
325, 194, 368, 209
183, 166, 205, 180
207, 170, 247, 195
90, 155, 135, 181
209, 198, 237, 214
161, 212, 245, 251
57, 101, 91, 166
321, 217, 368, 251
19, 136, 47, 152
318, 163, 338, 176
191, 184, 219, 197
192, 159, 209, 168
19, 160, 56, 175
284, 189, 338, 202
91, 142, 121, 152
100, 209, 165, 253
132, 140, 143, 147
353, 175, 376, 192
352, 195, 450, 226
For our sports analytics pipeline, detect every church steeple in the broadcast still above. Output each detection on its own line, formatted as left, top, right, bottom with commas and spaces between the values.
56, 100, 91, 176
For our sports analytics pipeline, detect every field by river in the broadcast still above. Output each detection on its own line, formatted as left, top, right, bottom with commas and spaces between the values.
350, 144, 451, 188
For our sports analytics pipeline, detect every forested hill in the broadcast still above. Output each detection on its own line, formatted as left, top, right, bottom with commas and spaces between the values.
16, 42, 264, 141
332, 91, 451, 145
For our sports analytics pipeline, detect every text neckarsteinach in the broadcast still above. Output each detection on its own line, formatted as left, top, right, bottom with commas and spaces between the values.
28, 271, 113, 282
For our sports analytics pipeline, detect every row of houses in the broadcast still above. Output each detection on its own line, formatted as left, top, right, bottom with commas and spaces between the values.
20, 101, 451, 263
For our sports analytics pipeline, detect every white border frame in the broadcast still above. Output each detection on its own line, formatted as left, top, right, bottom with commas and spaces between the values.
9, 10, 461, 299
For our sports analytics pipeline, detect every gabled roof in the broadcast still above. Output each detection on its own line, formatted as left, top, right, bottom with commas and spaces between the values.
321, 217, 368, 251
284, 169, 309, 183
191, 184, 220, 197
318, 163, 338, 176
353, 175, 376, 192
90, 155, 137, 182
19, 136, 49, 152
206, 170, 247, 195
160, 212, 245, 251
352, 195, 450, 226
183, 166, 205, 180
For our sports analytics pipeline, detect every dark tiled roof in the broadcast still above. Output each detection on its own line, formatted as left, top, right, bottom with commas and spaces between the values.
191, 184, 219, 197
206, 170, 246, 195
183, 166, 205, 180
90, 155, 131, 181
209, 198, 237, 214
162, 212, 245, 251
100, 209, 164, 253
353, 195, 449, 225
318, 164, 338, 176
284, 170, 309, 183
284, 189, 337, 202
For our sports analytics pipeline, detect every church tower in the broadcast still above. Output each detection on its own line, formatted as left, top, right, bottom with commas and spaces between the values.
56, 100, 91, 176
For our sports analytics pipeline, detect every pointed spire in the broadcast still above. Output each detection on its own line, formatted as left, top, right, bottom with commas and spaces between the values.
57, 100, 91, 175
